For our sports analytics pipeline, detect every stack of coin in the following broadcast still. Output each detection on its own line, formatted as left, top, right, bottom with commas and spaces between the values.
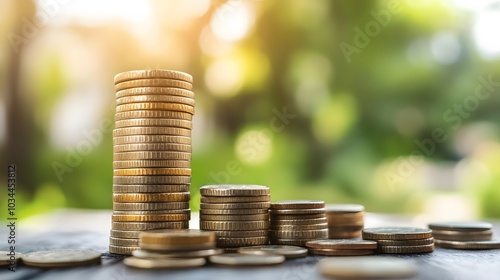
326, 204, 365, 239
124, 229, 223, 269
362, 227, 434, 254
306, 239, 377, 256
269, 200, 328, 247
110, 70, 194, 255
429, 221, 499, 250
199, 185, 271, 249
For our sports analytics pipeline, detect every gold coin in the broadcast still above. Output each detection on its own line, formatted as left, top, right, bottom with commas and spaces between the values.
114, 143, 192, 153
115, 110, 192, 121
208, 230, 268, 238
200, 185, 269, 197
139, 229, 215, 245
112, 221, 188, 231
328, 230, 363, 239
110, 230, 143, 239
362, 227, 433, 240
318, 256, 417, 279
200, 220, 269, 231
115, 79, 192, 91
109, 237, 139, 247
109, 245, 139, 255
200, 202, 270, 210
377, 244, 435, 254
305, 239, 377, 250
326, 204, 365, 213
113, 176, 191, 185
113, 127, 191, 137
113, 168, 191, 176
113, 192, 190, 203
434, 239, 500, 250
124, 256, 206, 268
208, 253, 284, 266
116, 87, 194, 100
270, 223, 329, 231
271, 200, 325, 210
428, 221, 492, 232
270, 208, 326, 215
200, 195, 270, 203
116, 95, 195, 106
269, 229, 328, 239
113, 209, 190, 215
116, 103, 194, 114
309, 248, 374, 256
113, 185, 189, 193
377, 238, 434, 246
113, 202, 189, 211
199, 208, 269, 215
200, 213, 269, 221
270, 217, 327, 226
113, 152, 191, 161
132, 248, 223, 259
114, 69, 193, 84
22, 250, 101, 267
113, 135, 191, 145
216, 237, 269, 247
113, 160, 191, 169
114, 119, 192, 129
112, 213, 190, 222
237, 245, 308, 258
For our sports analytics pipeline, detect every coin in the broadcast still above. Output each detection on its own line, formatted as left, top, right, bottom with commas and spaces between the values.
113, 143, 192, 153
140, 242, 215, 251
113, 135, 191, 145
377, 238, 434, 246
113, 168, 191, 176
113, 192, 190, 203
309, 248, 374, 256
114, 69, 193, 84
199, 208, 269, 215
270, 238, 315, 247
116, 87, 194, 100
200, 213, 269, 221
432, 230, 492, 242
238, 245, 308, 258
132, 249, 223, 259
109, 245, 139, 255
201, 195, 270, 203
428, 221, 493, 232
434, 239, 500, 250
318, 256, 417, 279
112, 221, 188, 231
115, 110, 192, 121
306, 239, 377, 250
271, 213, 326, 220
113, 210, 190, 215
113, 160, 191, 169
208, 230, 269, 238
110, 230, 143, 239
329, 225, 364, 231
113, 176, 191, 185
200, 221, 269, 231
114, 118, 192, 129
362, 227, 433, 240
109, 237, 139, 247
22, 250, 101, 268
112, 213, 190, 222
116, 95, 195, 106
327, 215, 364, 224
113, 152, 191, 161
270, 208, 326, 215
209, 253, 285, 266
124, 257, 206, 269
270, 217, 327, 226
270, 223, 328, 231
116, 103, 194, 114
113, 185, 189, 193
115, 79, 192, 91
0, 251, 24, 265
200, 202, 270, 210
200, 185, 269, 197
271, 200, 325, 210
216, 237, 269, 247
269, 229, 328, 239
113, 127, 191, 137
113, 202, 189, 211
139, 229, 215, 245
377, 244, 435, 254
328, 230, 362, 239
326, 204, 365, 213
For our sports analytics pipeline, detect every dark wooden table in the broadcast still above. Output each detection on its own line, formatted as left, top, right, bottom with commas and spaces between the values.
1, 210, 500, 280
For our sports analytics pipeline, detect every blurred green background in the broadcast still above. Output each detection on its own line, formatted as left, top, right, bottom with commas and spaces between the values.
1, 0, 500, 220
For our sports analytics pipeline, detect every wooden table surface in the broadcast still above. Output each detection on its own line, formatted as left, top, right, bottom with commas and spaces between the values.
1, 209, 500, 280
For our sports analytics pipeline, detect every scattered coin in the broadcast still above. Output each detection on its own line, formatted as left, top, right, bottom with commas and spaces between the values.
22, 250, 101, 268
363, 227, 433, 240
237, 245, 308, 258
124, 257, 206, 269
114, 69, 193, 84
318, 256, 417, 279
306, 239, 377, 250
209, 253, 285, 266
434, 239, 500, 250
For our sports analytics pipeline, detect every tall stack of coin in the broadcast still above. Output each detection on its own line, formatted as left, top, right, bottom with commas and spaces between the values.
362, 227, 434, 254
110, 70, 194, 255
326, 204, 365, 239
270, 200, 328, 247
199, 185, 270, 250
429, 221, 500, 250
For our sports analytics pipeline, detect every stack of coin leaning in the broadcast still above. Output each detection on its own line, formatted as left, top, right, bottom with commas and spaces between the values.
269, 200, 328, 246
362, 227, 434, 254
110, 69, 194, 255
326, 204, 365, 239
199, 185, 270, 250
429, 221, 500, 250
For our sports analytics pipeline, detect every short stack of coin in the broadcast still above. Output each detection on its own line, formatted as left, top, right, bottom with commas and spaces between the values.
199, 185, 271, 250
110, 70, 194, 255
125, 229, 222, 269
429, 221, 500, 250
326, 204, 365, 239
362, 227, 434, 254
306, 239, 377, 256
269, 200, 328, 247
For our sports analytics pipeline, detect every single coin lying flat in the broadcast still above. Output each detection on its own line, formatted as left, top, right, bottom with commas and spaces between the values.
209, 253, 285, 266
124, 257, 206, 269
237, 245, 308, 258
435, 239, 500, 250
22, 250, 101, 268
318, 256, 417, 279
